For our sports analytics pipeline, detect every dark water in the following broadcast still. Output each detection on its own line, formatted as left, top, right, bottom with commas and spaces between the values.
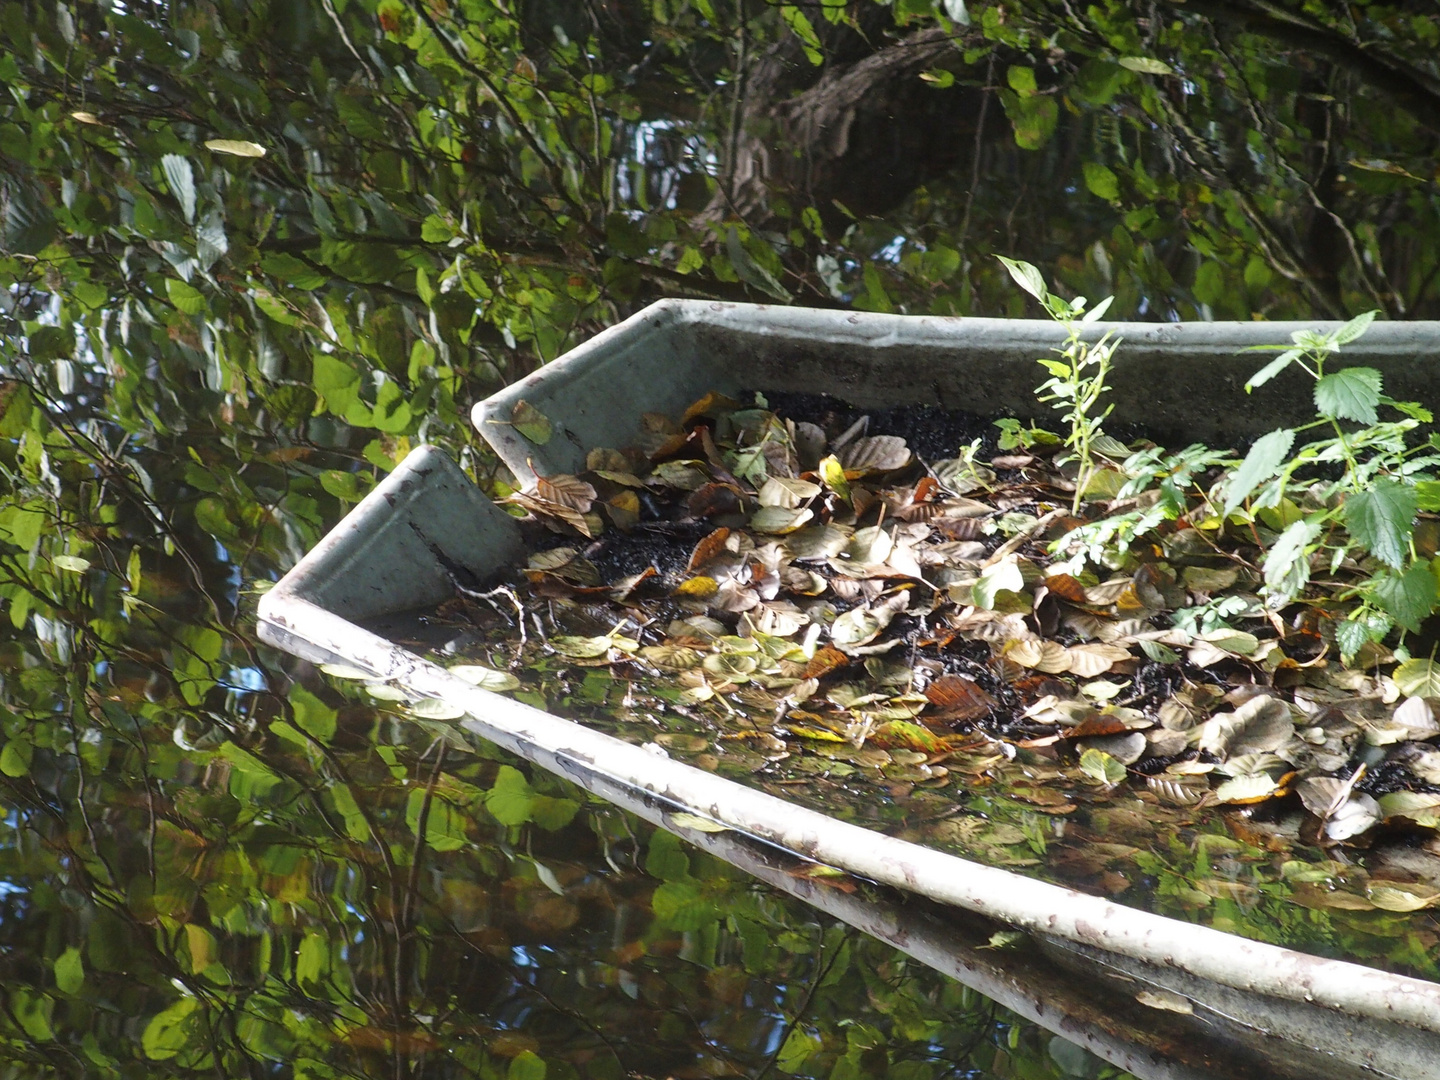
3, 0, 1439, 1075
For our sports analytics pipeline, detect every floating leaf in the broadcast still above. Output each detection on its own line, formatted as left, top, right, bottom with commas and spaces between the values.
1368, 881, 1440, 912
408, 698, 466, 720
1119, 56, 1173, 74
449, 665, 522, 692
1135, 990, 1192, 1015
669, 812, 730, 833
751, 506, 814, 534
550, 635, 614, 658
1325, 794, 1380, 840
1066, 642, 1131, 677
204, 138, 267, 157
319, 663, 374, 680
1214, 772, 1282, 804
923, 675, 995, 719
1079, 747, 1126, 785
1198, 696, 1293, 757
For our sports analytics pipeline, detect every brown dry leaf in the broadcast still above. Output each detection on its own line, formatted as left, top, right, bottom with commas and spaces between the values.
1289, 883, 1376, 910
688, 527, 731, 572
535, 474, 596, 512
924, 675, 996, 720
687, 482, 744, 518
1066, 643, 1132, 677
805, 646, 850, 680
1007, 638, 1072, 674
586, 447, 631, 472
1062, 714, 1133, 739
605, 490, 640, 530
1198, 695, 1294, 758
683, 391, 743, 424
751, 506, 814, 534
759, 476, 821, 508
1296, 775, 1359, 819
1145, 776, 1208, 806
1044, 573, 1089, 603
506, 491, 592, 537
838, 434, 911, 473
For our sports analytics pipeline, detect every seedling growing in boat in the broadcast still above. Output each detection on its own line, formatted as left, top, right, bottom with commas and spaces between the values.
997, 256, 1116, 513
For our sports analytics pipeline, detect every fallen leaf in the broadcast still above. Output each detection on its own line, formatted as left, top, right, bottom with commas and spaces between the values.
923, 676, 996, 720
511, 400, 553, 444
838, 435, 910, 473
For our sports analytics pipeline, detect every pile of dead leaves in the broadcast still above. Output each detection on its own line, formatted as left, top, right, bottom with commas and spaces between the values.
480, 391, 1440, 858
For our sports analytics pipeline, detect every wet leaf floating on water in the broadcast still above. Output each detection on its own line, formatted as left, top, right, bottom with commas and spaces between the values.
449, 664, 522, 692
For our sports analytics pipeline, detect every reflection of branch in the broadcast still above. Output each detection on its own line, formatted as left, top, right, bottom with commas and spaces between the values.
1173, 0, 1440, 136
1152, 93, 1345, 319
753, 927, 852, 1080
1202, 28, 1401, 316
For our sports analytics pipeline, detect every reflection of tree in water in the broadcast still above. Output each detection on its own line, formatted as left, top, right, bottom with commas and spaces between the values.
0, 0, 1438, 1074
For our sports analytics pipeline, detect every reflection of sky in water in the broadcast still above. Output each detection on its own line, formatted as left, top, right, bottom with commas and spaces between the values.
614, 119, 716, 211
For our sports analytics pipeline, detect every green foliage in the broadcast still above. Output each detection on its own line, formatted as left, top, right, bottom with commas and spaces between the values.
998, 257, 1117, 513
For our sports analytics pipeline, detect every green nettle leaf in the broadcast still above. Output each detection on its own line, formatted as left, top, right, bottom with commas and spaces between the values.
1344, 479, 1418, 569
1415, 480, 1440, 512
1332, 309, 1378, 345
1222, 428, 1294, 518
1369, 562, 1437, 634
160, 153, 196, 224
1263, 518, 1322, 598
645, 829, 691, 881
1395, 658, 1440, 698
1245, 348, 1302, 391
1081, 161, 1119, 200
1314, 366, 1382, 424
1333, 618, 1374, 662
